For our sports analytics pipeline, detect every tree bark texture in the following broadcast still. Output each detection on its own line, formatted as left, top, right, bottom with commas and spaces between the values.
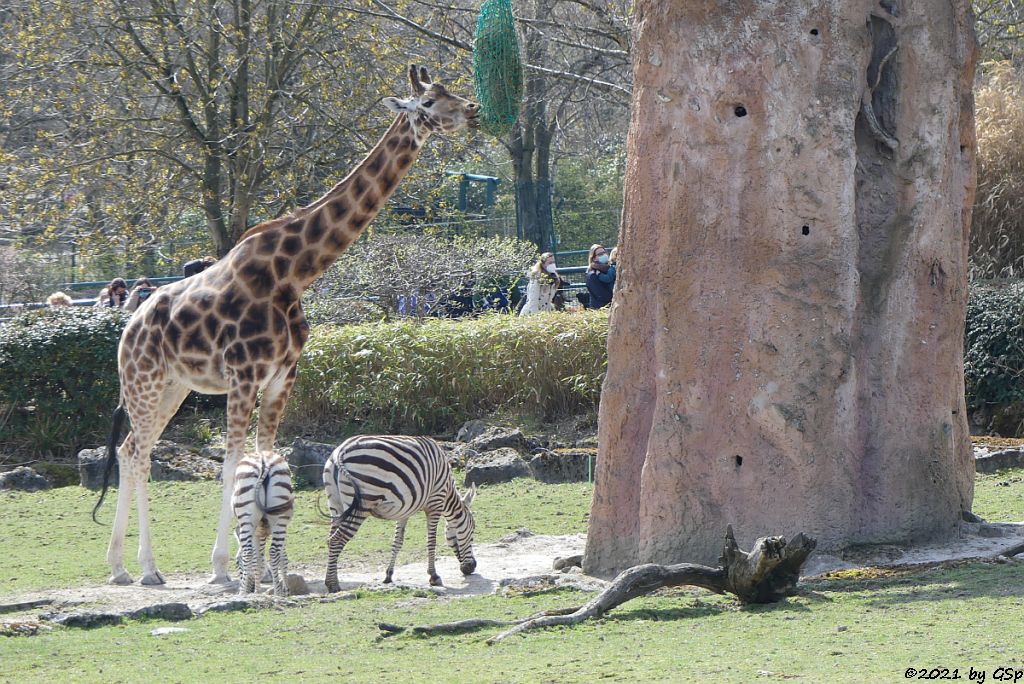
585, 0, 978, 574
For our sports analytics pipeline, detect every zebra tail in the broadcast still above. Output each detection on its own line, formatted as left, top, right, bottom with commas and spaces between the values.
253, 459, 270, 516
92, 405, 128, 523
334, 462, 362, 523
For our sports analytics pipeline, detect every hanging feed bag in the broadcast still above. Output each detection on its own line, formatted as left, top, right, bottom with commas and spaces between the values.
473, 0, 523, 137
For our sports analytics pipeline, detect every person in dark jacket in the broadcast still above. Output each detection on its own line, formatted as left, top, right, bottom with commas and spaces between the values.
585, 244, 616, 308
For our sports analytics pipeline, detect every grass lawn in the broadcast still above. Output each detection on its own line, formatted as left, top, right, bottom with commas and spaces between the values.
2, 469, 1023, 683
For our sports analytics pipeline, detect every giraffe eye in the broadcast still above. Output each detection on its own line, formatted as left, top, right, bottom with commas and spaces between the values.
422, 99, 434, 108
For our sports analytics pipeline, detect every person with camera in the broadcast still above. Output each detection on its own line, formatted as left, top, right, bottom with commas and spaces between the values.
124, 277, 158, 313
95, 278, 130, 308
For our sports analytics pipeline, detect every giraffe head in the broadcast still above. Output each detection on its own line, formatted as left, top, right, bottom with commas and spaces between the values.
383, 64, 479, 141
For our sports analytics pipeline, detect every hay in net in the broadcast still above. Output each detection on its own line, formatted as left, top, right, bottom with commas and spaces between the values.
473, 0, 523, 137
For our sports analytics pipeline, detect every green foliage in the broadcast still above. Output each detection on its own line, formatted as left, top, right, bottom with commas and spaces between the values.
552, 148, 625, 253
964, 281, 1024, 410
0, 307, 126, 455
289, 310, 609, 434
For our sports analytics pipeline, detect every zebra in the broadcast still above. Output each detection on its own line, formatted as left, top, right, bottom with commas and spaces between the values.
323, 435, 477, 591
231, 451, 294, 596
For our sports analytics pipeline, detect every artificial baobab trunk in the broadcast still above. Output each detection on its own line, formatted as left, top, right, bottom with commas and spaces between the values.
585, 0, 978, 573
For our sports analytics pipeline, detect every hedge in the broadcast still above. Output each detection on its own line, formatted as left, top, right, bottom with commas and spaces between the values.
964, 281, 1024, 411
0, 308, 608, 456
0, 307, 127, 455
287, 310, 609, 434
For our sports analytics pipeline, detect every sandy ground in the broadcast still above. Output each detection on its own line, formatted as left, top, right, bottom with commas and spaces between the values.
3, 523, 1023, 620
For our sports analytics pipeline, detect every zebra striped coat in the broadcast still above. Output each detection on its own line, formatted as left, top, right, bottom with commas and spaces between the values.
231, 451, 294, 596
323, 435, 477, 591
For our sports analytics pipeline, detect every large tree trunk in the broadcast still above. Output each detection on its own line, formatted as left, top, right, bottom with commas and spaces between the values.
585, 0, 978, 574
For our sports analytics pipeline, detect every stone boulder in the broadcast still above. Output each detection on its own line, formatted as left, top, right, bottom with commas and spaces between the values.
78, 441, 221, 490
468, 426, 527, 452
0, 466, 52, 492
464, 448, 531, 487
528, 449, 598, 484
455, 419, 491, 443
288, 438, 335, 488
975, 448, 1024, 474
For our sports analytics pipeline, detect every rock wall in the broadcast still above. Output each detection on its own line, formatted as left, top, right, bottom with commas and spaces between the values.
585, 0, 978, 573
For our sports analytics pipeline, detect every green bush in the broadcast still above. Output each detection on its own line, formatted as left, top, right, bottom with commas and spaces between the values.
0, 306, 127, 456
964, 281, 1024, 412
288, 310, 609, 434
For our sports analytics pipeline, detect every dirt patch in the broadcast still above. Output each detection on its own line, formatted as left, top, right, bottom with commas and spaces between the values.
4, 523, 1023, 623
0, 532, 592, 618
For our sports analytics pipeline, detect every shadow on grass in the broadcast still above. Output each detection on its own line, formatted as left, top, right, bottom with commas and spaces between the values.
803, 560, 1024, 607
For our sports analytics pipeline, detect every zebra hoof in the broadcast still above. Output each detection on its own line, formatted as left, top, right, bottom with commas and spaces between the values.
326, 580, 341, 593
429, 575, 443, 587
140, 571, 166, 586
108, 571, 134, 585
382, 575, 393, 584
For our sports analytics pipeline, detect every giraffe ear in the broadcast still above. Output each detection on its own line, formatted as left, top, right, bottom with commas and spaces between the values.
383, 97, 415, 114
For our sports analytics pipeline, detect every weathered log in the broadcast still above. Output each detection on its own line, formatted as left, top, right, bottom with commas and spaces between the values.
387, 528, 816, 642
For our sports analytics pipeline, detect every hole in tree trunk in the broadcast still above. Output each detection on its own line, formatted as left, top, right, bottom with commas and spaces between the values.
810, 28, 819, 36
734, 105, 747, 118
735, 455, 743, 467
802, 225, 810, 235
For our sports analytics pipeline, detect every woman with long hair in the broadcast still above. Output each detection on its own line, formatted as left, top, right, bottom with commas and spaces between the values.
585, 244, 616, 309
519, 252, 563, 315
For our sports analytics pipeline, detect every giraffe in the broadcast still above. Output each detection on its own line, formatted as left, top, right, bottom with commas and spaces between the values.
93, 65, 479, 586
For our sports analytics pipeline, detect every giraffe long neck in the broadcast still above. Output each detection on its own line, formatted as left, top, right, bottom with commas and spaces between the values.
287, 115, 426, 289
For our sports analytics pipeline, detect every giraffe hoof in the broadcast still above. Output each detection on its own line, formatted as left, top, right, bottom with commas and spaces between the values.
140, 571, 166, 586
208, 572, 232, 585
108, 571, 134, 585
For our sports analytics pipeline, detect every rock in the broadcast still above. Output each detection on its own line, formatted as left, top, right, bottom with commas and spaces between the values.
468, 427, 527, 453
125, 602, 193, 621
464, 448, 531, 487
149, 442, 220, 482
288, 438, 334, 488
552, 554, 583, 570
498, 528, 535, 543
77, 447, 112, 490
200, 446, 226, 463
528, 449, 597, 484
78, 441, 220, 489
41, 611, 123, 628
285, 573, 310, 596
194, 599, 260, 615
0, 466, 52, 492
455, 419, 490, 443
975, 448, 1024, 474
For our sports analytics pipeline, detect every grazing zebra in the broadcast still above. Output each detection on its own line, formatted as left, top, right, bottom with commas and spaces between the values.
323, 435, 477, 591
231, 451, 294, 596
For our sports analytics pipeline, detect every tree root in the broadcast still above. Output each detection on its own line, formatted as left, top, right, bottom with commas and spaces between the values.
383, 526, 817, 643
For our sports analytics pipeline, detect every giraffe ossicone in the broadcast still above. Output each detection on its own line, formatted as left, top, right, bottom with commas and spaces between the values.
92, 64, 479, 586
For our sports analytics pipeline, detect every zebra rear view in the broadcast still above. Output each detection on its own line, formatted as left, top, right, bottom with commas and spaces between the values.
323, 435, 477, 592
231, 451, 294, 596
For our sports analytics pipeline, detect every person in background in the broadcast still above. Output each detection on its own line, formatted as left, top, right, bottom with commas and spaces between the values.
95, 278, 129, 308
519, 252, 564, 315
124, 277, 157, 314
46, 291, 73, 307
183, 255, 218, 278
586, 244, 616, 309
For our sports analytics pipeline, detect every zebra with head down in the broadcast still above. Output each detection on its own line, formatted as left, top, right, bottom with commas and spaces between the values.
323, 435, 477, 591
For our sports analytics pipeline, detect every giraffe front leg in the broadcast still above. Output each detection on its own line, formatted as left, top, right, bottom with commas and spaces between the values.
384, 520, 408, 584
426, 512, 442, 587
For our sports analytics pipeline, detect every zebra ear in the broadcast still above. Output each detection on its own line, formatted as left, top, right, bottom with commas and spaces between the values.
462, 484, 477, 508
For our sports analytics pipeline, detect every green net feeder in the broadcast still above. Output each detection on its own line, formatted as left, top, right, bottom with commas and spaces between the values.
473, 0, 523, 138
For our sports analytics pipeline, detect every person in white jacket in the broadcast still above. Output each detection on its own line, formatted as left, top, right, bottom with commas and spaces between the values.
519, 252, 563, 315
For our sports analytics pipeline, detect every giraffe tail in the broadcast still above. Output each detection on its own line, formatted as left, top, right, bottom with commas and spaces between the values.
92, 405, 128, 523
